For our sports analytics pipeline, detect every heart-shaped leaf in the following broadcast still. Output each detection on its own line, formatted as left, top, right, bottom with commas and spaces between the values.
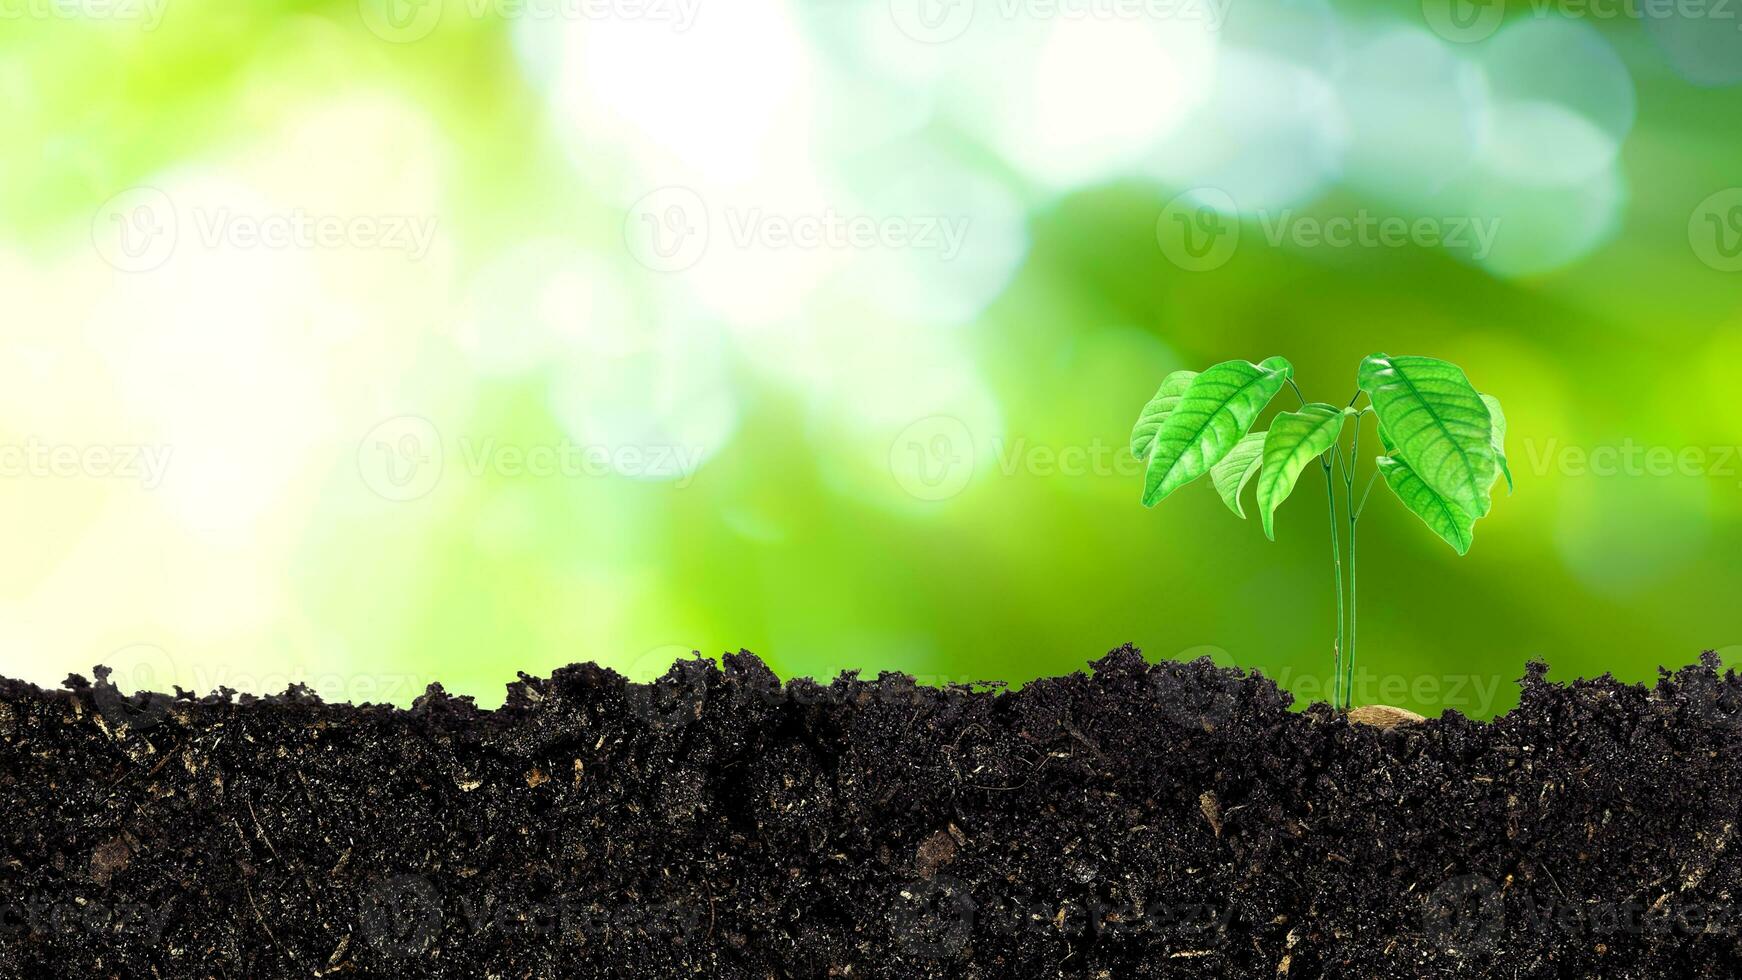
1480, 393, 1512, 493
1142, 356, 1293, 506
1209, 430, 1266, 518
1358, 354, 1496, 519
1258, 403, 1346, 540
1378, 454, 1475, 555
1130, 370, 1198, 461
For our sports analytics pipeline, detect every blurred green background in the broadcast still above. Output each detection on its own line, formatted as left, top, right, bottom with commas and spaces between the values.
2, 0, 1739, 718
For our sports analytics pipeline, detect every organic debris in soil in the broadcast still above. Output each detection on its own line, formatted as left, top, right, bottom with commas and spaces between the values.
2, 649, 1740, 979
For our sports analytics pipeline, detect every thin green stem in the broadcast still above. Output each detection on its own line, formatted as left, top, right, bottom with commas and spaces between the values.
1345, 477, 1359, 711
1348, 411, 1361, 492
1300, 385, 1368, 711
1345, 410, 1361, 710
1354, 469, 1380, 520
1321, 460, 1345, 712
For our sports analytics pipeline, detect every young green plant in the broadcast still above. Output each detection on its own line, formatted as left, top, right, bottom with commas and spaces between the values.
1130, 354, 1511, 711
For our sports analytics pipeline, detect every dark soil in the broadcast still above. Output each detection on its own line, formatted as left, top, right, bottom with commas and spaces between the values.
3, 647, 1740, 979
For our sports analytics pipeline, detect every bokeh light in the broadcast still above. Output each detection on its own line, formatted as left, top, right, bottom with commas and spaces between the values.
1, 0, 1738, 720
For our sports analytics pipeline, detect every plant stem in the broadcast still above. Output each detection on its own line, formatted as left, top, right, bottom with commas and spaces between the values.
1354, 469, 1380, 520
1345, 411, 1361, 711
1286, 378, 1307, 407
1346, 481, 1359, 711
1321, 459, 1345, 712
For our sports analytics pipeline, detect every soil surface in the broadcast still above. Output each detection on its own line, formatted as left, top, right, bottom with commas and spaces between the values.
2, 648, 1739, 979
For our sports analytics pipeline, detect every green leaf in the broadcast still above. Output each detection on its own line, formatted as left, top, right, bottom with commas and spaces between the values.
1130, 370, 1198, 461
1142, 356, 1294, 506
1480, 393, 1512, 493
1357, 354, 1497, 519
1209, 430, 1266, 518
1257, 403, 1346, 540
1378, 454, 1475, 555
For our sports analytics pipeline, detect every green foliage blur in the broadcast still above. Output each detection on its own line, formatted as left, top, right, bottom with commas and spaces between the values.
2, 0, 1739, 718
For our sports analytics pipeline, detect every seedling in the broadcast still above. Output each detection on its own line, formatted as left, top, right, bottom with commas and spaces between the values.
1131, 354, 1511, 712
